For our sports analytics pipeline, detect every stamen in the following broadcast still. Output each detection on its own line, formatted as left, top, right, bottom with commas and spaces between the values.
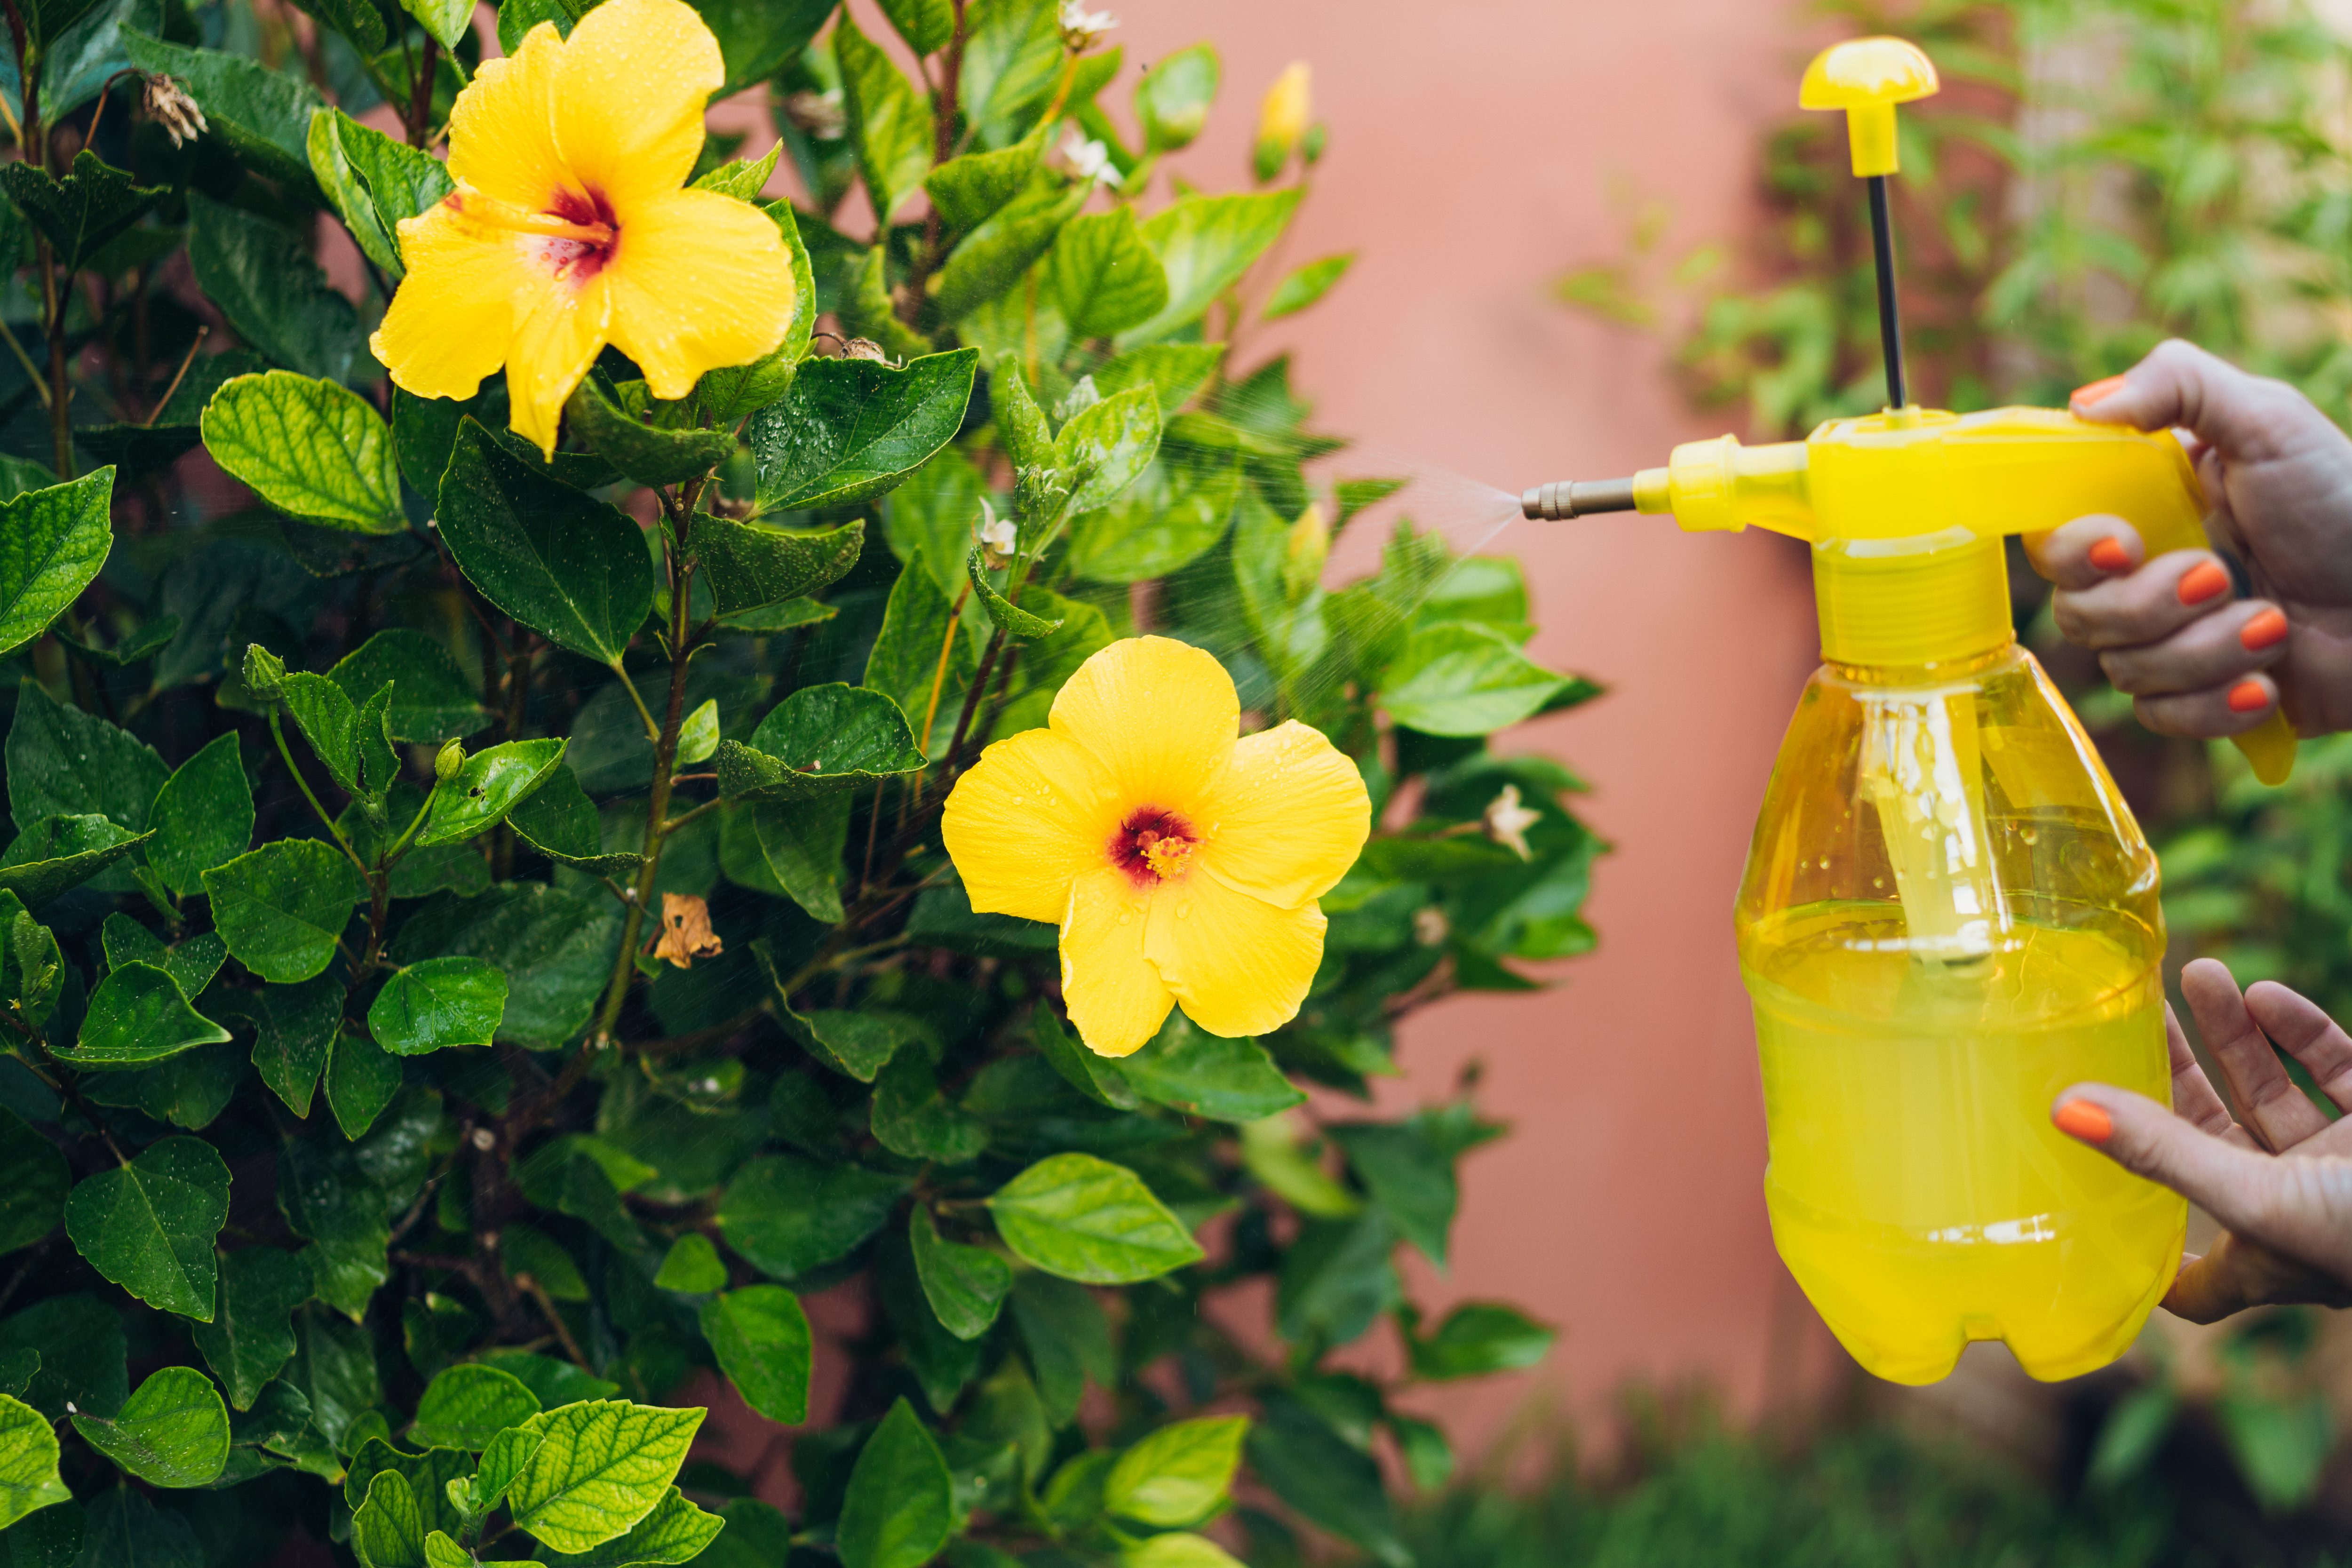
1110, 807, 1201, 887
445, 190, 617, 247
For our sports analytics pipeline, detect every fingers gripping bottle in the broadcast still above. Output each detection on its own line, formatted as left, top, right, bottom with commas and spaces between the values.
1515, 39, 2298, 1383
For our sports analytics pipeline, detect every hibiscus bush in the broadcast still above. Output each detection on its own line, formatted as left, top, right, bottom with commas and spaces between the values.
0, 0, 1604, 1563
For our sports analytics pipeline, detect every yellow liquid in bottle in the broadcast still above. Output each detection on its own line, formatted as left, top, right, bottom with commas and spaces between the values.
1745, 905, 2185, 1385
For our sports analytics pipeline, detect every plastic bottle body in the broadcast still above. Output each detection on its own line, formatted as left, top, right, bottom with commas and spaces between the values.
1736, 642, 2185, 1385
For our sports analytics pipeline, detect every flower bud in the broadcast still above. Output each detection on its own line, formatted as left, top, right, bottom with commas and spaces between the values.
142, 73, 207, 148
975, 498, 1017, 571
240, 643, 286, 702
1057, 0, 1118, 52
1281, 502, 1328, 605
434, 738, 466, 781
1254, 63, 1311, 183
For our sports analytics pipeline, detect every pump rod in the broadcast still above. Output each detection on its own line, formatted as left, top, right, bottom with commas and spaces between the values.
1867, 174, 1907, 409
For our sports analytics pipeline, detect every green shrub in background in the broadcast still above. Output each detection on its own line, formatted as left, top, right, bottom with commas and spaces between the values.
1558, 0, 2352, 1526
0, 0, 1605, 1562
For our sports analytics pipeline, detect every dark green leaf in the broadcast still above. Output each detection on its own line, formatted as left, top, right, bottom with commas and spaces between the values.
203, 841, 365, 984
409, 1364, 540, 1451
1378, 624, 1568, 737
1246, 1393, 1408, 1568
368, 957, 506, 1054
903, 877, 1057, 961
0, 1296, 123, 1424
780, 1006, 923, 1084
925, 119, 1049, 231
389, 884, 622, 1047
653, 1233, 728, 1293
330, 630, 488, 744
344, 1438, 471, 1546
185, 192, 361, 382
476, 1349, 617, 1409
0, 816, 150, 908
286, 1305, 380, 1451
690, 515, 863, 616
1009, 1272, 1111, 1426
274, 666, 399, 800
720, 796, 847, 923
437, 421, 652, 664
508, 764, 643, 879
1118, 1014, 1302, 1122
308, 108, 448, 277
1029, 1005, 1137, 1108
149, 734, 254, 899
0, 1109, 64, 1257
565, 377, 736, 487
716, 684, 924, 804
59, 963, 230, 1068
0, 1395, 67, 1530
908, 1207, 1011, 1341
875, 1228, 981, 1416
861, 547, 969, 752
230, 976, 340, 1116
50, 611, 179, 669
191, 1248, 309, 1410
966, 547, 1060, 640
63, 1135, 230, 1319
7, 678, 166, 837
1120, 190, 1303, 348
987, 1153, 1204, 1283
838, 1399, 952, 1568
1050, 207, 1169, 339
750, 349, 979, 513
100, 915, 223, 1002
1328, 1121, 1454, 1266
397, 0, 472, 49
717, 1154, 910, 1279
1403, 1302, 1555, 1380
0, 470, 110, 659
72, 1490, 197, 1568
869, 1052, 988, 1163
699, 1285, 810, 1425
504, 1400, 705, 1555
201, 371, 405, 534
326, 1028, 404, 1138
931, 177, 1087, 324
71, 1366, 229, 1488
835, 13, 931, 223
0, 151, 162, 271
684, 0, 834, 94
877, 0, 951, 53
418, 737, 566, 847
1263, 253, 1355, 321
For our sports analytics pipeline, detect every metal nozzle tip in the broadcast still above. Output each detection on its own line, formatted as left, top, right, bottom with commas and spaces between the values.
1520, 486, 1548, 520
1523, 478, 1639, 521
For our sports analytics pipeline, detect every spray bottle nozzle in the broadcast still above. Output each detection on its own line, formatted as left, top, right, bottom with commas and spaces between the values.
1521, 478, 1639, 520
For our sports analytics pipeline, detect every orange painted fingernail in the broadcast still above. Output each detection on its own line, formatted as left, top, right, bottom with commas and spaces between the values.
2241, 607, 2289, 652
2054, 1100, 2113, 1143
2088, 537, 2131, 573
2072, 374, 2128, 407
2228, 679, 2271, 714
2178, 561, 2231, 605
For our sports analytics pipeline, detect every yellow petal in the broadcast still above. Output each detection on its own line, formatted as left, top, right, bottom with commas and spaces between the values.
942, 726, 1121, 925
552, 0, 723, 215
446, 22, 569, 209
1049, 637, 1237, 814
505, 274, 612, 458
605, 189, 797, 400
1145, 869, 1326, 1039
1061, 868, 1174, 1058
1198, 720, 1369, 909
370, 201, 536, 401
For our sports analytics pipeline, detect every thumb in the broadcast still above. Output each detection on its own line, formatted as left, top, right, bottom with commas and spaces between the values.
2071, 339, 2302, 463
2052, 1083, 2283, 1233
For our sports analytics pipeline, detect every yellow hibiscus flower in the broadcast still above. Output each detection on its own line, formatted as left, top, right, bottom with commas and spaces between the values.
369, 0, 796, 457
943, 637, 1371, 1057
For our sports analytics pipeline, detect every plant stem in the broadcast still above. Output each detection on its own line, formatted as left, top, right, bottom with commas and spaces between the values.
943, 627, 1005, 783
918, 581, 972, 754
900, 0, 969, 325
405, 35, 439, 146
37, 246, 67, 478
268, 711, 367, 873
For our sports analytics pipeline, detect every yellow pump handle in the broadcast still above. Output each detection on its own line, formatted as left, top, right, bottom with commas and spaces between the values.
1799, 37, 1939, 177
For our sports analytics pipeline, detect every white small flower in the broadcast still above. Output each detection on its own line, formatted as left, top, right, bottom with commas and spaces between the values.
1057, 0, 1118, 51
1413, 906, 1450, 947
1061, 126, 1114, 184
783, 88, 846, 140
141, 73, 206, 148
976, 498, 1017, 570
1482, 783, 1543, 860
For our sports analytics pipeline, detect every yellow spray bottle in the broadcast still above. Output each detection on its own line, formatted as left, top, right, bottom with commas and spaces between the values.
1524, 39, 2296, 1385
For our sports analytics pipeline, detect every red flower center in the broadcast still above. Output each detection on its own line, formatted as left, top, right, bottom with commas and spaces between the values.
535, 186, 619, 282
1110, 807, 1199, 887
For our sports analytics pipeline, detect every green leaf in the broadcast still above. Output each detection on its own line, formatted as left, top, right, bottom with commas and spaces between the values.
7, 678, 166, 839
692, 200, 817, 421
191, 1247, 308, 1410
71, 1366, 228, 1488
396, 0, 470, 51
1104, 1415, 1248, 1527
368, 957, 506, 1055
508, 764, 644, 879
876, 0, 951, 54
1378, 623, 1568, 737
0, 151, 163, 271
838, 1399, 952, 1568
1134, 44, 1217, 151
354, 1468, 428, 1568
751, 349, 979, 514
409, 1364, 540, 1450
0, 471, 110, 659
925, 119, 1049, 231
307, 108, 448, 278
418, 737, 566, 847
908, 1207, 1011, 1341
699, 1286, 810, 1425
1095, 344, 1223, 417
1247, 1393, 1408, 1568
0, 1294, 123, 1426
777, 1006, 923, 1084
721, 796, 848, 923
201, 371, 405, 534
327, 1028, 405, 1139
389, 883, 622, 1047
272, 667, 399, 800
1328, 1121, 1454, 1266
121, 34, 324, 188
654, 1234, 727, 1293
0, 1394, 68, 1529
230, 976, 341, 1116
862, 548, 969, 750
690, 143, 781, 201
690, 516, 863, 617
717, 1154, 910, 1279
1119, 190, 1303, 348
185, 191, 362, 382
1122, 1536, 1243, 1568
422, 1532, 471, 1568
51, 609, 179, 668
716, 684, 924, 804
1056, 383, 1162, 516
0, 816, 150, 908
1118, 1014, 1303, 1122
278, 1137, 391, 1320
437, 421, 652, 664
0, 1108, 64, 1258
869, 1053, 988, 1163
1009, 1272, 1111, 1425
149, 734, 254, 899
565, 377, 736, 488
539, 1485, 724, 1567
1050, 208, 1170, 339
330, 630, 489, 744
1263, 252, 1355, 320
1064, 454, 1240, 584
683, 0, 834, 95
505, 1400, 705, 1555
459, 1420, 544, 1518
1029, 1004, 1137, 1108
63, 1135, 230, 1319
932, 177, 1087, 324
987, 1154, 1205, 1284
203, 841, 365, 984
60, 963, 231, 1068
835, 12, 932, 224
477, 1350, 617, 1410
1403, 1302, 1555, 1380
965, 547, 1061, 640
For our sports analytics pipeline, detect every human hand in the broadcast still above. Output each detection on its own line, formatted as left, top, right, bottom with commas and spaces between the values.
2023, 340, 2352, 739
2051, 957, 2352, 1323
